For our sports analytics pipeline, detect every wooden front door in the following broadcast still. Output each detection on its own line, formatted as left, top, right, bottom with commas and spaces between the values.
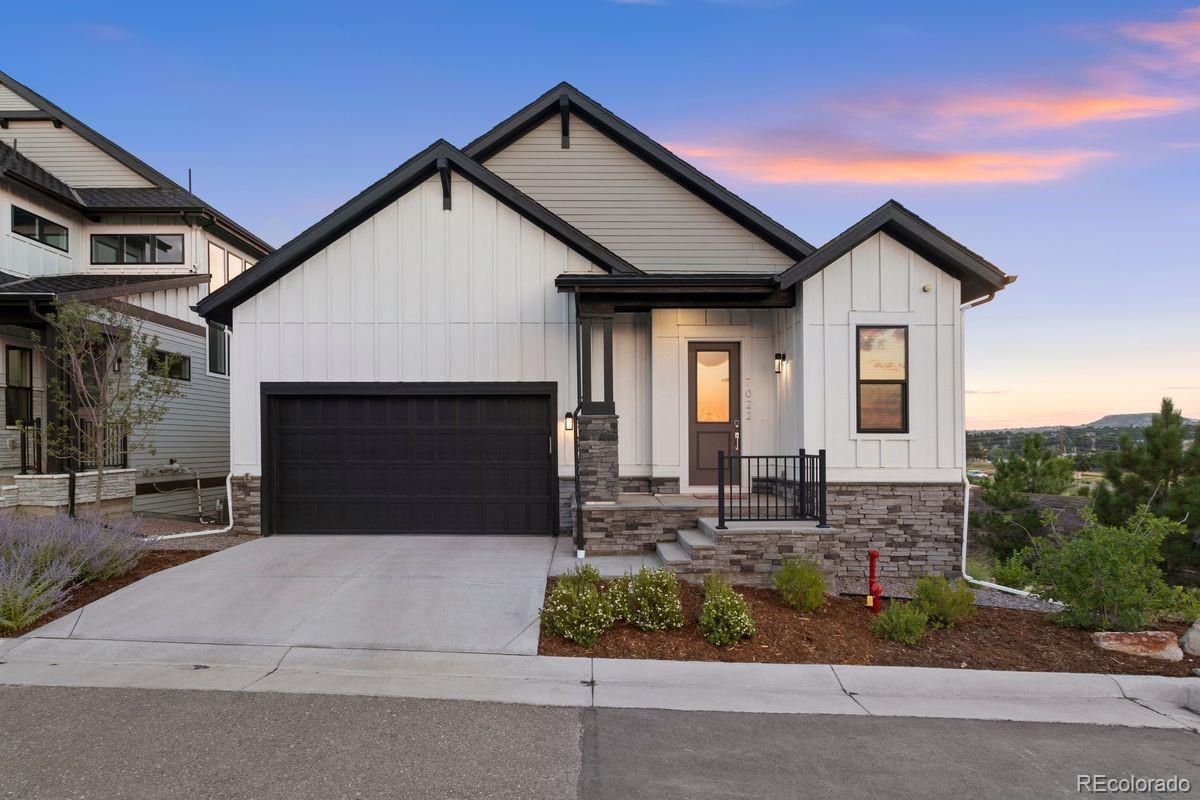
688, 342, 740, 486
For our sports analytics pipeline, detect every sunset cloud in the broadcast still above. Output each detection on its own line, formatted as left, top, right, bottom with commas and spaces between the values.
670, 141, 1108, 184
931, 89, 1193, 131
1119, 6, 1200, 70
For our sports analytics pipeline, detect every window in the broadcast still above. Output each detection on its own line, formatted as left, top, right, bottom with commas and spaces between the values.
90, 233, 184, 265
5, 346, 33, 426
208, 241, 227, 289
11, 206, 68, 252
148, 349, 191, 381
694, 350, 731, 422
207, 322, 230, 376
856, 326, 908, 433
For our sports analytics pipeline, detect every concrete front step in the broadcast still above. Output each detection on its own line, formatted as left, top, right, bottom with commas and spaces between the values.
655, 540, 690, 566
698, 517, 825, 538
677, 528, 715, 557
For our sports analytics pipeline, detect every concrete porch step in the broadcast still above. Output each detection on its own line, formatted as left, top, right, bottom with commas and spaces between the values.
698, 517, 826, 538
654, 540, 690, 567
677, 528, 714, 557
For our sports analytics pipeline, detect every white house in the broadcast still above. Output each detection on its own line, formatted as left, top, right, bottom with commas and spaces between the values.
0, 69, 269, 518
197, 84, 1014, 581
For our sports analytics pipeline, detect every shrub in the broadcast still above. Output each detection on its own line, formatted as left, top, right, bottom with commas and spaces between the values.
698, 574, 756, 646
1032, 507, 1186, 631
991, 548, 1035, 590
869, 602, 928, 645
911, 575, 975, 629
964, 554, 994, 582
0, 545, 72, 633
773, 558, 826, 612
605, 574, 633, 621
541, 578, 614, 647
557, 563, 601, 592
1161, 586, 1200, 624
622, 568, 684, 631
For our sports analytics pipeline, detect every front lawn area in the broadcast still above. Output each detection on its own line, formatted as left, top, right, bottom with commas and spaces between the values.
538, 578, 1198, 677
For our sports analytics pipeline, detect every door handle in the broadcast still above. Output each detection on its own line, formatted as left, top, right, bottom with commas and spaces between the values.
734, 431, 740, 451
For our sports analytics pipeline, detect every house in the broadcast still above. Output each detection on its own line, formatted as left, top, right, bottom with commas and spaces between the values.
0, 69, 270, 518
196, 83, 1014, 581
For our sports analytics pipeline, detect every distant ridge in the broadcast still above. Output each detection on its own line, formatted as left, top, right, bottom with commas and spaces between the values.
1087, 413, 1198, 428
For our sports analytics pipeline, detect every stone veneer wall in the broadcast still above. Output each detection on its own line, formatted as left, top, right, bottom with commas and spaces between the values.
575, 414, 619, 503
671, 527, 842, 588
10, 468, 136, 516
559, 477, 575, 533
231, 475, 262, 536
827, 482, 964, 578
581, 502, 717, 554
618, 476, 682, 494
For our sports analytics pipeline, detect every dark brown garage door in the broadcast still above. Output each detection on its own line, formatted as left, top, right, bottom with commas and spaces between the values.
263, 384, 556, 535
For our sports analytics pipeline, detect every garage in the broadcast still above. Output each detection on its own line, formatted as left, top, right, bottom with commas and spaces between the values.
262, 383, 557, 535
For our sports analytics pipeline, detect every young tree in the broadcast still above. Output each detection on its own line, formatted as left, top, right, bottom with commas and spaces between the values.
989, 433, 1075, 495
36, 299, 185, 507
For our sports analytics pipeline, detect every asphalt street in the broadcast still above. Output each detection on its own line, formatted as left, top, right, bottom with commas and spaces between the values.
1, 685, 1197, 800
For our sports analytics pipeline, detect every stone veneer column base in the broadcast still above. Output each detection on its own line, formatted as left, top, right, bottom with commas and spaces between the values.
230, 475, 263, 536
576, 414, 620, 504
826, 482, 964, 578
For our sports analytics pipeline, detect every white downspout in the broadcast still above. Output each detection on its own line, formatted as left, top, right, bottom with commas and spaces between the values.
145, 473, 234, 541
959, 287, 1031, 597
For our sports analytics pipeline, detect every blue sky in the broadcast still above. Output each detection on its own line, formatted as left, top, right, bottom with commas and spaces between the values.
6, 1, 1198, 428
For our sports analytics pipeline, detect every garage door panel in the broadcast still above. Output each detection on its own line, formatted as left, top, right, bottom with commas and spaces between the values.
267, 389, 555, 535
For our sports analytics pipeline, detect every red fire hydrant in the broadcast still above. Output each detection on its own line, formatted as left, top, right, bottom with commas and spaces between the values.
866, 549, 884, 615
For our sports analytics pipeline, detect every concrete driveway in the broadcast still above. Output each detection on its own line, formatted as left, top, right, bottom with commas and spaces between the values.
34, 536, 555, 655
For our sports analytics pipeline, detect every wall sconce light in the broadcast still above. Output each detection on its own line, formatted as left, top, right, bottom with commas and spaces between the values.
774, 352, 786, 374
564, 412, 574, 431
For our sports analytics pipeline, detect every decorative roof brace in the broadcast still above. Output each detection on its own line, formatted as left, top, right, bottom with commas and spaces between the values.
559, 96, 570, 149
437, 156, 451, 210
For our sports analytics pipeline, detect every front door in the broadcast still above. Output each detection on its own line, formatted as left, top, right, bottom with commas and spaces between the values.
688, 342, 740, 486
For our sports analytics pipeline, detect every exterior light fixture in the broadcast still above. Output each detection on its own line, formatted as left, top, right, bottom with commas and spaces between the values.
564, 411, 574, 431
774, 352, 786, 374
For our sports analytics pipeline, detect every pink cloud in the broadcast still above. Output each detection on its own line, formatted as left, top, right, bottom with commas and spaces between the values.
1119, 6, 1200, 70
931, 89, 1193, 131
670, 141, 1109, 184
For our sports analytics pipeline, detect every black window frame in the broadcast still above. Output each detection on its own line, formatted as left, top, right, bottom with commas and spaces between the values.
5, 346, 34, 427
855, 325, 909, 434
207, 322, 230, 376
90, 233, 185, 265
11, 206, 68, 253
148, 349, 191, 381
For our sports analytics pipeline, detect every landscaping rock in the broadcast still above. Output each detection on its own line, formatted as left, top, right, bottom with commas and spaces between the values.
1181, 620, 1200, 657
1091, 631, 1183, 662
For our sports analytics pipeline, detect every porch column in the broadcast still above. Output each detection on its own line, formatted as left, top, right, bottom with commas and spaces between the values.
42, 323, 66, 474
576, 309, 619, 504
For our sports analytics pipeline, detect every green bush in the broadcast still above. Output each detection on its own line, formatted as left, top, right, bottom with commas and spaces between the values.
869, 602, 928, 645
773, 558, 827, 612
605, 574, 633, 621
911, 575, 975, 629
698, 574, 756, 646
1161, 586, 1200, 624
558, 563, 601, 591
621, 568, 684, 631
1033, 507, 1187, 631
541, 569, 615, 647
964, 553, 994, 581
991, 548, 1035, 590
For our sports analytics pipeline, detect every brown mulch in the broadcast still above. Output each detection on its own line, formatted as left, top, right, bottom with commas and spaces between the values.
5, 550, 210, 638
537, 580, 1198, 677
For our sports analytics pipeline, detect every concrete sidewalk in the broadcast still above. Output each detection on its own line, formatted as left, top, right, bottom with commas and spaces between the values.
2, 635, 1197, 730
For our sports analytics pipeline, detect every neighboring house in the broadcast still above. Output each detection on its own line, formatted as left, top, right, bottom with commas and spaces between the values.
197, 83, 1014, 581
0, 69, 270, 518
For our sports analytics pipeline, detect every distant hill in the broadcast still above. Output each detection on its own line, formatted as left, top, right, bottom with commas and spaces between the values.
968, 412, 1198, 456
1087, 413, 1198, 428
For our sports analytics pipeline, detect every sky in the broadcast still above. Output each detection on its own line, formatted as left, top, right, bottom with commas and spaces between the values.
5, 1, 1198, 429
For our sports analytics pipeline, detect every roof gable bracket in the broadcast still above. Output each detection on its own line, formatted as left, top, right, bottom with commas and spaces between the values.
437, 157, 451, 210
559, 96, 570, 149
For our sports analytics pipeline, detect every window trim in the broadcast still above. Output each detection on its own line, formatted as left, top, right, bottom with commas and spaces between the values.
148, 349, 192, 382
855, 325, 909, 435
11, 205, 69, 253
5, 345, 34, 428
89, 233, 185, 265
206, 322, 230, 379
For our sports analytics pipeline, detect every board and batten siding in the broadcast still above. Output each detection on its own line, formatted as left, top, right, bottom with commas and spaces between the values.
484, 114, 793, 273
0, 121, 153, 188
800, 232, 964, 482
126, 283, 206, 328
229, 174, 605, 476
128, 317, 230, 517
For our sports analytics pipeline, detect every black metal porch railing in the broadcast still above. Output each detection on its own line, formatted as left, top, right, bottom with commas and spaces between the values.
19, 418, 43, 475
716, 449, 827, 529
76, 420, 128, 470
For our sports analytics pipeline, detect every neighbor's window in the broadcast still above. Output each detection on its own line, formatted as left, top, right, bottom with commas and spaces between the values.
207, 322, 230, 376
5, 346, 33, 426
148, 349, 191, 381
208, 241, 227, 289
856, 326, 908, 433
11, 206, 68, 252
90, 234, 184, 265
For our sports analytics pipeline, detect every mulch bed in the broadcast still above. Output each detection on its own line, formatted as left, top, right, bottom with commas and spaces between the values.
538, 579, 1198, 677
5, 549, 209, 638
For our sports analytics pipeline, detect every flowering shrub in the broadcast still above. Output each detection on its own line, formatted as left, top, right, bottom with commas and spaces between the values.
869, 602, 928, 645
621, 568, 684, 631
698, 574, 756, 646
540, 577, 614, 647
773, 558, 827, 612
0, 513, 147, 633
911, 575, 975, 629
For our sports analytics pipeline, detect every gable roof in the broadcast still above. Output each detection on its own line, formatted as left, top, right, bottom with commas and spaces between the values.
0, 69, 272, 257
195, 140, 643, 325
778, 200, 1015, 303
0, 272, 208, 301
463, 82, 816, 262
